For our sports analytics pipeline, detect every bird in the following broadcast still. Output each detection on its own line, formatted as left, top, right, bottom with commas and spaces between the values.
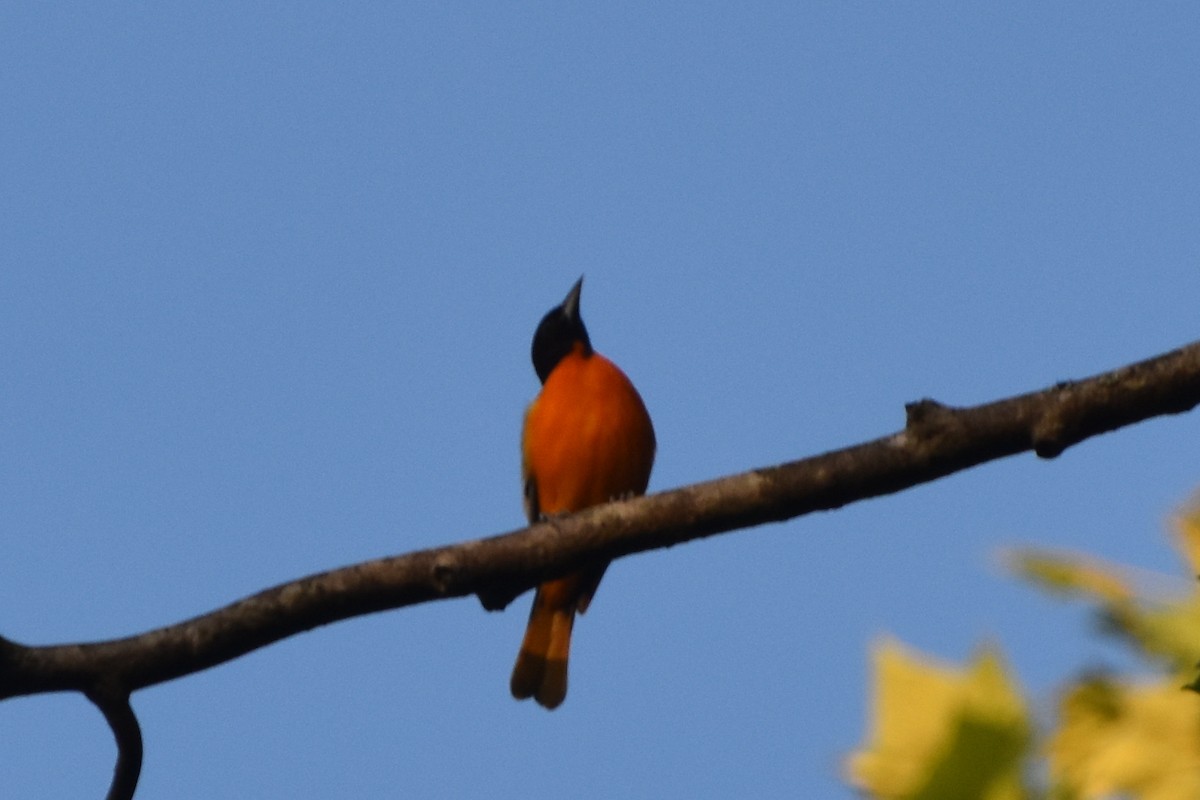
509, 277, 656, 709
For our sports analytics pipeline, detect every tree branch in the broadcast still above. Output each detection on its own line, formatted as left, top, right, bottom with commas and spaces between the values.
2, 339, 1199, 796
86, 687, 142, 800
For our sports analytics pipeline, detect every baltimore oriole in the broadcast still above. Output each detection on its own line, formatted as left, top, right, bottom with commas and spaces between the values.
509, 277, 656, 709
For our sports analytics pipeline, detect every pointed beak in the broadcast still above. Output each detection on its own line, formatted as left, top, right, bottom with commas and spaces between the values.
561, 275, 584, 321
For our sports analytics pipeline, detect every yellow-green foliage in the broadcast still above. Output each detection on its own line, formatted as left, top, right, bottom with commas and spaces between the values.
847, 498, 1200, 799
845, 639, 1028, 800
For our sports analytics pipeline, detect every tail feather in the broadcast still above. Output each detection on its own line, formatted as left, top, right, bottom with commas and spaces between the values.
510, 590, 575, 709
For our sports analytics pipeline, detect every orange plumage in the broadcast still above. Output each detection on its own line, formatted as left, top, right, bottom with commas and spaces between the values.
509, 279, 655, 709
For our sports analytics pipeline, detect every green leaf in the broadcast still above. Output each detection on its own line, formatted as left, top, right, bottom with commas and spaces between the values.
846, 638, 1031, 800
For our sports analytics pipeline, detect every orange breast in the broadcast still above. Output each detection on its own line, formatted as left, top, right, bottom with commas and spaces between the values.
522, 349, 655, 516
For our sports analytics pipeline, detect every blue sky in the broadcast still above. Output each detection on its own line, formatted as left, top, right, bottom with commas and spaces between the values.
3, 4, 1199, 798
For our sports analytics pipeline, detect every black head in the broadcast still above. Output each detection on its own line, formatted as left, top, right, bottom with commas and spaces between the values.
531, 276, 592, 383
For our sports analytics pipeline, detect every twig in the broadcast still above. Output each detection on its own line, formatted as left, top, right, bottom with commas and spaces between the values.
86, 686, 142, 800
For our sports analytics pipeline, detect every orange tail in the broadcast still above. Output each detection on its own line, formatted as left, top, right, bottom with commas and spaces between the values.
510, 587, 576, 709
